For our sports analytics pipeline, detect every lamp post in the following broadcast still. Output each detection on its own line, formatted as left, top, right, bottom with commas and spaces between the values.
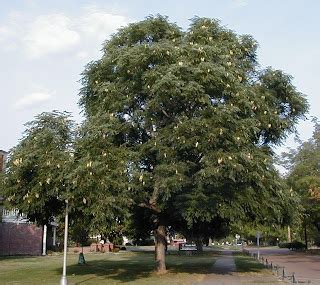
256, 231, 261, 260
60, 200, 69, 285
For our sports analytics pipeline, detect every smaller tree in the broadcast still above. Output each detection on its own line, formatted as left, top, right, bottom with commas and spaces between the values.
3, 111, 75, 225
67, 113, 132, 242
281, 119, 320, 248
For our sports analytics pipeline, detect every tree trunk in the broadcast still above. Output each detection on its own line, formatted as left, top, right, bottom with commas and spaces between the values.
287, 226, 292, 242
195, 237, 203, 252
304, 223, 308, 250
154, 223, 167, 274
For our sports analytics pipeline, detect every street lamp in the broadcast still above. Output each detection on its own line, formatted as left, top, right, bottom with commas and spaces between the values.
256, 231, 261, 260
60, 200, 69, 285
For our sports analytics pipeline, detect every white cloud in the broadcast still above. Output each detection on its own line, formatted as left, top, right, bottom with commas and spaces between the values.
79, 10, 127, 41
23, 14, 80, 58
0, 26, 18, 51
0, 8, 129, 59
231, 0, 249, 8
75, 51, 89, 59
0, 26, 12, 40
14, 92, 52, 110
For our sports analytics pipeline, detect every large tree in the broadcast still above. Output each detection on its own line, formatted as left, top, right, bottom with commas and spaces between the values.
2, 111, 74, 225
78, 16, 308, 273
282, 120, 320, 247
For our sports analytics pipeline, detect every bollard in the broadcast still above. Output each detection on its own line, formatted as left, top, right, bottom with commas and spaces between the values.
270, 261, 272, 270
292, 272, 296, 283
78, 252, 86, 265
282, 268, 285, 279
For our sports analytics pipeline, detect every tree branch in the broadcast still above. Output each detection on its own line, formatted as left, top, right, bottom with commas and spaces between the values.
139, 202, 161, 213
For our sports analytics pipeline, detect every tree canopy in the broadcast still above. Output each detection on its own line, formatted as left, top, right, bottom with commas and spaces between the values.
77, 15, 308, 272
3, 111, 74, 225
282, 120, 320, 241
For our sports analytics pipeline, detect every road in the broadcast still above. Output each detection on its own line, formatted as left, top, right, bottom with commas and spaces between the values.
247, 247, 320, 284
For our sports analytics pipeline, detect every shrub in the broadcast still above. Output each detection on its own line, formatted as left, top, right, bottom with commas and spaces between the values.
278, 241, 305, 250
278, 242, 290, 248
290, 241, 305, 250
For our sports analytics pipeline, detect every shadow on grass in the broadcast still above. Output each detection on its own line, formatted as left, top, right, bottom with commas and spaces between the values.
59, 251, 216, 283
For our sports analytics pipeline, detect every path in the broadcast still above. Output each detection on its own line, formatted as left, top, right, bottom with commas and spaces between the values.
198, 250, 239, 285
196, 250, 281, 285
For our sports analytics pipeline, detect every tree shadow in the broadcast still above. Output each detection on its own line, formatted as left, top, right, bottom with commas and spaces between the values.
57, 251, 216, 283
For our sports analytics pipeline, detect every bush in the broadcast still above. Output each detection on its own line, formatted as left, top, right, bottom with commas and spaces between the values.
314, 235, 320, 247
278, 242, 290, 248
278, 241, 305, 250
290, 241, 305, 250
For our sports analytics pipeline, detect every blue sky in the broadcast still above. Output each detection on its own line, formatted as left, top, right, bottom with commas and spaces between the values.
1, 0, 319, 156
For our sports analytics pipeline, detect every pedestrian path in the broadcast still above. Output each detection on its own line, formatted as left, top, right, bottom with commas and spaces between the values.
196, 250, 281, 285
197, 250, 239, 285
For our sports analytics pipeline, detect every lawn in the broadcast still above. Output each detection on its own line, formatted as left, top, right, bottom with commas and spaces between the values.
233, 253, 267, 273
0, 251, 216, 285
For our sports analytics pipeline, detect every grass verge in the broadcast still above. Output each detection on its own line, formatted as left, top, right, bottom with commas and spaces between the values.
0, 251, 216, 285
233, 252, 267, 273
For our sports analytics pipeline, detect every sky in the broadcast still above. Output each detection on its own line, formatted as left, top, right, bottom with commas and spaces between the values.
0, 0, 319, 156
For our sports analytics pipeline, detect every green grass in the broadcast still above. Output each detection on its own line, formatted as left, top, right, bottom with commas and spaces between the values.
233, 253, 267, 273
0, 251, 216, 285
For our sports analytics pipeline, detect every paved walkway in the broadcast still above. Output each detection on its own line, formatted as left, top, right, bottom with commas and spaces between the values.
198, 250, 239, 285
196, 250, 281, 285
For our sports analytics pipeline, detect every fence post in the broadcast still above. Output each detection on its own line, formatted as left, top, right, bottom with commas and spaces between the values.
292, 272, 296, 284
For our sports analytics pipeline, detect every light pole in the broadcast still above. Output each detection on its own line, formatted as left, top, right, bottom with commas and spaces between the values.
256, 231, 261, 260
60, 200, 69, 285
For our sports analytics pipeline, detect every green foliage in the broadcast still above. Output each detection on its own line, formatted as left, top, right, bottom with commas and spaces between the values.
69, 214, 90, 246
278, 241, 305, 250
282, 120, 320, 235
2, 111, 74, 224
235, 222, 297, 246
69, 113, 131, 235
78, 16, 308, 241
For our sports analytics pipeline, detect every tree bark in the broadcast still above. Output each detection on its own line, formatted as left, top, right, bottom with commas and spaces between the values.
304, 223, 308, 250
287, 226, 292, 242
154, 223, 167, 274
195, 237, 203, 252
